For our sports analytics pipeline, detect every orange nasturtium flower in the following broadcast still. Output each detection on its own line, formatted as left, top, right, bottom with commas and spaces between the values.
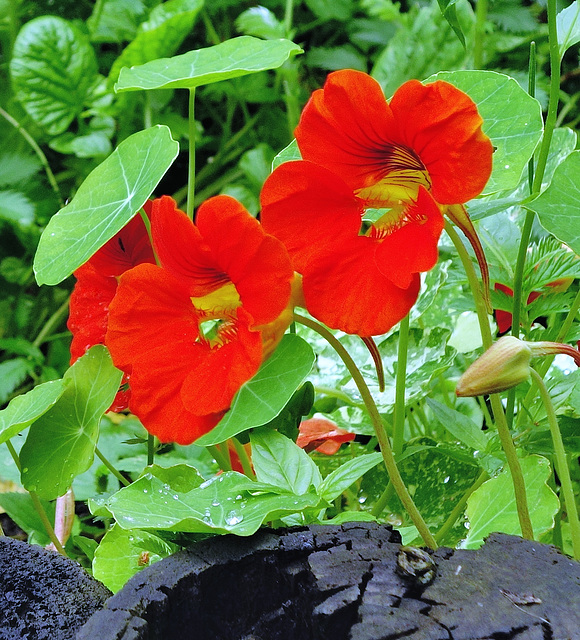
68, 204, 156, 411
297, 417, 355, 455
261, 70, 493, 337
105, 195, 294, 445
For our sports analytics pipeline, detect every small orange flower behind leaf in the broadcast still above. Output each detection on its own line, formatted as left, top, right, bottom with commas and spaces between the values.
105, 195, 294, 445
261, 70, 493, 337
297, 417, 355, 455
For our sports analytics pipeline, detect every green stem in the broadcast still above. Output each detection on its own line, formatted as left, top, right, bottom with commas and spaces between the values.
435, 470, 488, 543
208, 444, 231, 472
371, 482, 395, 518
0, 106, 64, 208
230, 438, 256, 479
187, 88, 196, 220
283, 0, 294, 36
95, 446, 131, 486
473, 0, 489, 69
529, 369, 580, 559
4, 440, 66, 555
147, 434, 155, 466
393, 314, 410, 456
32, 296, 70, 348
446, 222, 535, 540
143, 92, 152, 130
295, 313, 437, 549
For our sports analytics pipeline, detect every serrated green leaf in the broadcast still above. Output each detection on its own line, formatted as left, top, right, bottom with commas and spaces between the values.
251, 428, 322, 495
19, 345, 123, 499
33, 125, 178, 286
318, 452, 383, 503
0, 190, 35, 226
428, 70, 543, 194
437, 0, 466, 47
115, 36, 303, 92
93, 524, 178, 592
557, 1, 580, 59
464, 455, 559, 548
0, 379, 68, 445
109, 0, 204, 85
528, 151, 580, 257
372, 0, 473, 98
0, 358, 30, 404
105, 470, 320, 535
10, 16, 98, 135
195, 334, 315, 446
425, 398, 488, 452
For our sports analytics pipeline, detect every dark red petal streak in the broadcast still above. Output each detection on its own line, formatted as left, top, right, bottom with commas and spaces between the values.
374, 188, 444, 289
389, 80, 493, 204
195, 196, 293, 327
261, 162, 363, 273
302, 238, 421, 337
295, 70, 396, 191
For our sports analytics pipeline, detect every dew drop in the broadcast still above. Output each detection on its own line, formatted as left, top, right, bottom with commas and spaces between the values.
443, 476, 450, 483
172, 494, 179, 500
211, 500, 220, 507
225, 511, 243, 526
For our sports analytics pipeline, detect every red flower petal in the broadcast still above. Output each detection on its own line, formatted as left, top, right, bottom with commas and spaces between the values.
261, 161, 363, 273
297, 418, 355, 455
88, 204, 155, 276
303, 237, 421, 337
196, 195, 293, 327
389, 79, 493, 204
373, 187, 444, 289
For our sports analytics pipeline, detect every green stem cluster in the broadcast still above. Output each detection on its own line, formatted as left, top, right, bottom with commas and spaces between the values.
295, 313, 437, 549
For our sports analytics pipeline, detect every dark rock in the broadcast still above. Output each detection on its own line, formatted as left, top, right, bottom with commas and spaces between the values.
0, 536, 111, 640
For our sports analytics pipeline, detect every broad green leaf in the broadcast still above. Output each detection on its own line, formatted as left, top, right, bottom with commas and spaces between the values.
425, 398, 488, 452
250, 428, 322, 495
235, 6, 285, 40
272, 139, 301, 171
464, 455, 559, 548
0, 190, 35, 227
105, 469, 320, 535
305, 0, 352, 21
34, 125, 178, 286
372, 0, 473, 98
93, 524, 178, 592
323, 511, 378, 525
0, 493, 55, 546
429, 70, 543, 194
528, 151, 580, 257
10, 16, 98, 135
19, 346, 123, 499
0, 152, 41, 187
195, 334, 315, 446
318, 452, 383, 503
115, 36, 303, 92
0, 379, 68, 445
557, 1, 580, 59
437, 0, 466, 47
109, 0, 204, 85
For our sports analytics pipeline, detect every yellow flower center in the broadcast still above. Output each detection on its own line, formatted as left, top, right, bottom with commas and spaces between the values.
191, 282, 241, 349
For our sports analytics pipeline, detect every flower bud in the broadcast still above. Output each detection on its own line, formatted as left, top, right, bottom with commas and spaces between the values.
456, 336, 532, 397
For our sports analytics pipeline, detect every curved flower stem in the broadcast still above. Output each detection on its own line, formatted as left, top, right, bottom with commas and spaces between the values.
32, 296, 70, 348
473, 0, 488, 70
446, 221, 534, 540
230, 438, 256, 479
0, 106, 64, 208
94, 446, 131, 486
294, 313, 437, 549
147, 435, 155, 466
435, 469, 488, 544
517, 287, 580, 428
393, 314, 410, 457
187, 88, 196, 220
208, 444, 232, 472
4, 440, 66, 555
529, 369, 580, 560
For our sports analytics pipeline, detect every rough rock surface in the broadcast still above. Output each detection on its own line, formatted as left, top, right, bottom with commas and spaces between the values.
77, 522, 580, 640
0, 536, 111, 640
